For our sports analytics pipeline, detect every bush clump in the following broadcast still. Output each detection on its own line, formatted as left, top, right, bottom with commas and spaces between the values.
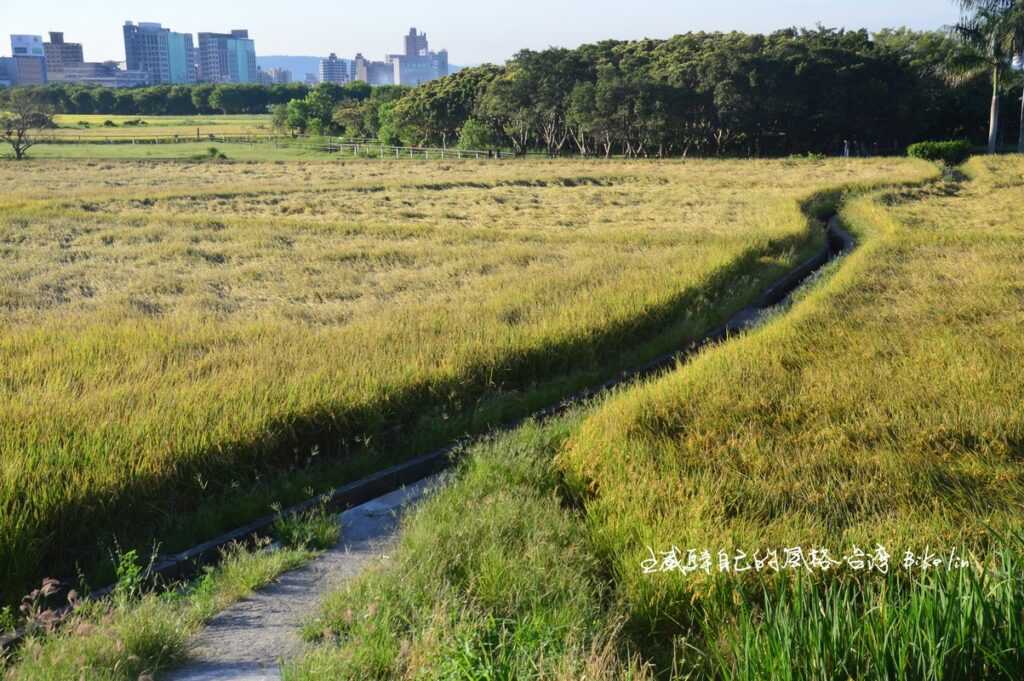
190, 146, 228, 162
907, 140, 971, 165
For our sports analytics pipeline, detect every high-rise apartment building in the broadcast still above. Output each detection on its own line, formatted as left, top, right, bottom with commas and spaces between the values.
43, 32, 84, 78
319, 53, 351, 84
352, 29, 449, 87
354, 52, 396, 86
404, 28, 429, 58
198, 30, 257, 83
123, 22, 196, 84
10, 35, 48, 85
387, 28, 448, 86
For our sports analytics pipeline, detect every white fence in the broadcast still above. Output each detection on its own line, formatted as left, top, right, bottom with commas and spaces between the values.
318, 140, 506, 160
34, 133, 513, 160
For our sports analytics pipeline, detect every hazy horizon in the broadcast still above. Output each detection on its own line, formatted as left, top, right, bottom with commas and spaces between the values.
1, 1, 962, 64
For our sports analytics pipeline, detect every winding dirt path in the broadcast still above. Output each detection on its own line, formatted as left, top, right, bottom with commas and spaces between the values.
161, 476, 441, 681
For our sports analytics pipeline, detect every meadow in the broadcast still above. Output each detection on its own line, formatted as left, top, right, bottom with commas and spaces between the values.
284, 157, 1024, 680
45, 114, 274, 139
22, 142, 337, 161
0, 156, 935, 609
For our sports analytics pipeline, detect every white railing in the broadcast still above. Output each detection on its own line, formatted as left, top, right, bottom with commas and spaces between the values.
320, 140, 505, 160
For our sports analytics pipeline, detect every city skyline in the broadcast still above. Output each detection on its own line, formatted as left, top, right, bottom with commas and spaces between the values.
1, 0, 963, 65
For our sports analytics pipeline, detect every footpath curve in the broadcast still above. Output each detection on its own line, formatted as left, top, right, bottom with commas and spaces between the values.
160, 214, 858, 680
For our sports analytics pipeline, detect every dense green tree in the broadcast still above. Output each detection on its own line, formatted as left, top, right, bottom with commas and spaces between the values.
69, 89, 95, 115
951, 0, 1024, 151
285, 99, 311, 134
93, 88, 116, 114
0, 27, 996, 156
271, 103, 290, 134
191, 84, 216, 115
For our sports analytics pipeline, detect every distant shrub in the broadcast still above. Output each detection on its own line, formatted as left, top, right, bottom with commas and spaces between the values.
787, 152, 827, 162
77, 121, 91, 128
103, 120, 116, 127
122, 119, 142, 127
190, 146, 228, 162
907, 140, 971, 166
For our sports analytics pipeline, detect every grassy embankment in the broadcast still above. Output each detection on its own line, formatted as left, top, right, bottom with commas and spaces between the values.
284, 157, 1024, 680
0, 158, 933, 613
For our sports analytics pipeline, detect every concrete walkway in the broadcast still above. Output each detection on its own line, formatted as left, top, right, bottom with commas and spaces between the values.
161, 476, 441, 681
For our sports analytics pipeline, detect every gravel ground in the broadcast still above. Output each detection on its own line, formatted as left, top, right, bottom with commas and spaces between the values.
161, 476, 441, 681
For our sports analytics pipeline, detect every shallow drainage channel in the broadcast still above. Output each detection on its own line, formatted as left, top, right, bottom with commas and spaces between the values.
152, 217, 854, 588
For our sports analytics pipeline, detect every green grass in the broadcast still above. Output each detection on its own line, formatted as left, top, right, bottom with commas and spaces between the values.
48, 114, 273, 138
287, 157, 1024, 679
3, 541, 311, 680
273, 501, 342, 551
0, 157, 936, 611
284, 416, 654, 681
15, 141, 338, 161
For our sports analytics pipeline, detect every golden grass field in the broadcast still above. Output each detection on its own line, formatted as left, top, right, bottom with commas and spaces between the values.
0, 156, 935, 605
553, 155, 1024, 670
277, 158, 1024, 681
46, 114, 274, 140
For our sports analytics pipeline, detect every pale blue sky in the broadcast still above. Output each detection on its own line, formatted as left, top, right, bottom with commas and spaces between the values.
1, 1, 963, 64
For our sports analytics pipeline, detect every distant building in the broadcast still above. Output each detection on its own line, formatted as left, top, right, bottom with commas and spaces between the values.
0, 57, 15, 87
43, 32, 84, 79
387, 28, 448, 86
304, 72, 318, 85
10, 35, 48, 85
353, 52, 396, 86
57, 61, 151, 88
198, 30, 257, 83
257, 66, 291, 86
266, 67, 291, 84
123, 22, 196, 84
319, 53, 351, 84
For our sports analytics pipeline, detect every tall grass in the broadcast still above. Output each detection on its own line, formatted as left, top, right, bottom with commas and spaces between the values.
3, 541, 311, 681
557, 159, 1024, 654
289, 157, 1024, 679
284, 416, 654, 681
693, 545, 1024, 680
0, 158, 935, 606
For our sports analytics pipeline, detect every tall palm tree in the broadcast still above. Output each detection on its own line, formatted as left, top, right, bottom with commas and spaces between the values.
951, 0, 1024, 152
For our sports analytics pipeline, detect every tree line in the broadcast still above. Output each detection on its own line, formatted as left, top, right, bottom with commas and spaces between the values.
3, 25, 1021, 157
0, 82, 311, 116
265, 27, 1012, 156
